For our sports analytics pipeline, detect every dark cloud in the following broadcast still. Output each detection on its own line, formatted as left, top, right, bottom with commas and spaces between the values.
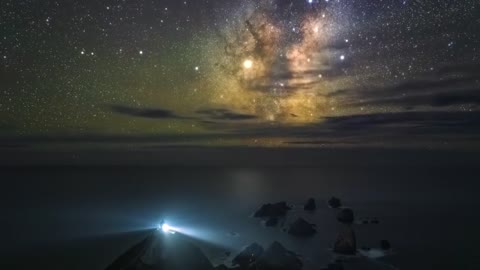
244, 66, 348, 94
334, 74, 479, 99
430, 89, 480, 107
351, 87, 480, 108
196, 108, 257, 121
109, 105, 257, 122
109, 105, 184, 119
285, 140, 331, 145
104, 99, 480, 148
323, 111, 480, 131
330, 63, 480, 109
199, 110, 480, 147
3, 110, 479, 149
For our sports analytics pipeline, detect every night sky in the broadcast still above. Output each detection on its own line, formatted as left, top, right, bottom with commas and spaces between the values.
1, 0, 479, 147
2, 3, 480, 268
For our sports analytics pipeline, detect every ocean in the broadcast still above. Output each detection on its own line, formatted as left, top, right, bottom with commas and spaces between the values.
1, 148, 479, 269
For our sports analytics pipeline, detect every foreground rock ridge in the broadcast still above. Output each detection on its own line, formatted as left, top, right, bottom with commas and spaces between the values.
106, 197, 394, 270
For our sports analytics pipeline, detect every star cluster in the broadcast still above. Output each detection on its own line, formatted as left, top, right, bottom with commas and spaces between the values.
0, 0, 479, 147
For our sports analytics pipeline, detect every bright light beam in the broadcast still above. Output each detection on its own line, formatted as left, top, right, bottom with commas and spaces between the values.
159, 223, 177, 234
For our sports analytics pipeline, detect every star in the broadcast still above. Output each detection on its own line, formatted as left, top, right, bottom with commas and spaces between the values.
0, 0, 478, 148
243, 59, 253, 69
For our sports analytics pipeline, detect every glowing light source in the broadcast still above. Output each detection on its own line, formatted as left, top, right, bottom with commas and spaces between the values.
162, 223, 171, 232
160, 223, 176, 234
243, 59, 253, 69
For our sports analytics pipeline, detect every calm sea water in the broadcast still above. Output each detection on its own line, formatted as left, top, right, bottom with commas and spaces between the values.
1, 150, 479, 269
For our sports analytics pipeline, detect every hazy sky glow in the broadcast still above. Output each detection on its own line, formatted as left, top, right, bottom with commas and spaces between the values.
1, 0, 479, 147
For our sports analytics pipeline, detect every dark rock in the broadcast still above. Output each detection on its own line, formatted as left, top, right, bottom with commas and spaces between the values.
256, 241, 302, 270
304, 198, 316, 211
333, 226, 356, 255
288, 218, 316, 237
337, 208, 354, 224
327, 197, 342, 208
321, 263, 344, 270
105, 230, 214, 270
105, 234, 155, 270
265, 217, 279, 227
254, 202, 291, 218
232, 243, 264, 268
380, 240, 391, 250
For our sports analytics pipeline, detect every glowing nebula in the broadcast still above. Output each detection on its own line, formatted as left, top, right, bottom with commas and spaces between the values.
206, 3, 335, 124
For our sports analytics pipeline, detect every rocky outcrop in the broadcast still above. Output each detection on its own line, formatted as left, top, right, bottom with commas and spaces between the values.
380, 240, 391, 250
256, 241, 302, 270
337, 208, 354, 224
265, 217, 279, 227
321, 263, 344, 270
327, 197, 342, 208
288, 218, 316, 237
304, 198, 316, 211
254, 202, 291, 218
333, 226, 356, 255
228, 242, 303, 270
232, 243, 264, 269
105, 230, 214, 270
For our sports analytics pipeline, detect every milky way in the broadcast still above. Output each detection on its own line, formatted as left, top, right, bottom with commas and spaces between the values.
0, 0, 479, 147
210, 1, 334, 123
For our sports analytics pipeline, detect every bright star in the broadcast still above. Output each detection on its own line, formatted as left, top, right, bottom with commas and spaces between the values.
243, 59, 253, 69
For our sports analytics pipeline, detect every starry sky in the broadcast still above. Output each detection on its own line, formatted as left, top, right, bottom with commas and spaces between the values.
1, 0, 479, 148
